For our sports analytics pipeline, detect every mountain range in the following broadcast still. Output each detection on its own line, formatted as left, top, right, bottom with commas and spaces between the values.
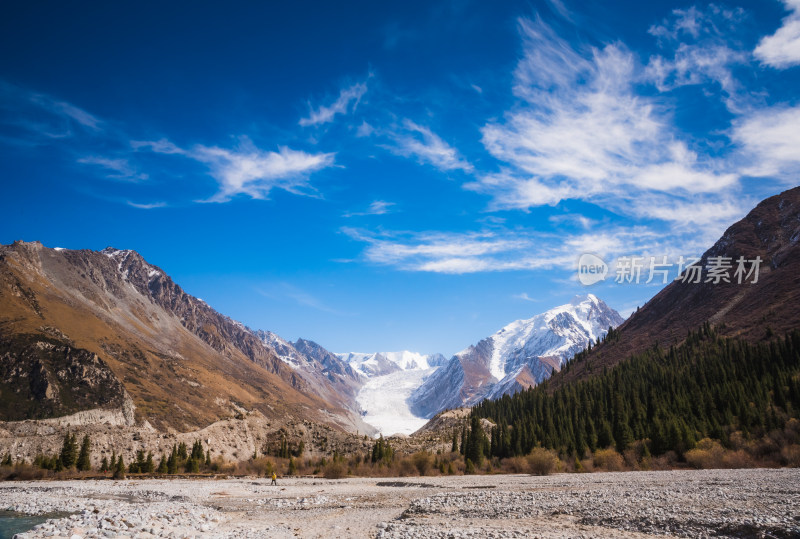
0, 239, 623, 438
408, 294, 623, 418
331, 295, 622, 435
2, 186, 795, 449
0, 242, 371, 434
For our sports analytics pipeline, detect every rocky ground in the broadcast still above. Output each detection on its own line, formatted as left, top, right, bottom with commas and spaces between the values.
0, 468, 798, 538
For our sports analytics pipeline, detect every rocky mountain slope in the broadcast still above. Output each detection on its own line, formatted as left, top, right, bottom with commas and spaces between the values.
0, 241, 370, 433
554, 185, 800, 388
409, 294, 623, 418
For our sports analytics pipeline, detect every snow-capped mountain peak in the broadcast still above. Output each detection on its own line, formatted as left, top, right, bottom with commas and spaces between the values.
410, 294, 624, 418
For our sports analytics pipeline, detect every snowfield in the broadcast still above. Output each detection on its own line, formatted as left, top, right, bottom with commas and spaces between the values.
355, 366, 438, 436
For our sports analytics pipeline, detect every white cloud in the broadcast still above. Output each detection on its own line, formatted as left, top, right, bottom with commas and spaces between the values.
344, 200, 395, 217
299, 81, 368, 127
32, 97, 103, 131
472, 16, 739, 230
127, 200, 167, 210
77, 156, 148, 181
0, 82, 103, 140
343, 225, 701, 275
136, 137, 335, 202
732, 106, 800, 179
754, 0, 800, 68
131, 138, 185, 155
386, 119, 473, 172
644, 5, 749, 112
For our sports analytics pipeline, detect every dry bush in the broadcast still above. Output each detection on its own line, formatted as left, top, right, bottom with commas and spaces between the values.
721, 449, 755, 469
685, 438, 725, 469
235, 457, 274, 476
501, 456, 529, 474
649, 450, 678, 470
396, 457, 417, 477
593, 448, 625, 471
322, 461, 347, 479
579, 458, 594, 472
1, 464, 48, 481
685, 439, 756, 469
411, 452, 431, 476
785, 419, 800, 444
526, 447, 558, 476
780, 444, 800, 467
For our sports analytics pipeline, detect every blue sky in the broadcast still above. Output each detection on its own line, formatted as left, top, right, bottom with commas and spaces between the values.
1, 1, 799, 356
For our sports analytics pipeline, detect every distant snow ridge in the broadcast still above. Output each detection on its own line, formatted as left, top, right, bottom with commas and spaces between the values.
336, 351, 447, 378
331, 295, 622, 435
409, 294, 624, 418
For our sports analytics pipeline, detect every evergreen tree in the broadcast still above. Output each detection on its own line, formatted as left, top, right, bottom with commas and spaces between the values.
76, 434, 92, 471
167, 445, 178, 474
100, 456, 109, 473
145, 452, 155, 473
157, 454, 168, 474
114, 455, 126, 479
191, 440, 204, 461
465, 415, 487, 467
186, 458, 200, 473
59, 431, 78, 469
177, 442, 188, 460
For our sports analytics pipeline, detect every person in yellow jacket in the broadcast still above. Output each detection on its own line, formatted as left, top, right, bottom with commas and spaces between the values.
271, 472, 277, 486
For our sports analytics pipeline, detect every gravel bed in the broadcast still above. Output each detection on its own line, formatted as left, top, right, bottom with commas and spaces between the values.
0, 469, 796, 538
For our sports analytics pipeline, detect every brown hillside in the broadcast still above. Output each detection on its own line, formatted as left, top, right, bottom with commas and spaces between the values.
0, 241, 363, 432
554, 185, 800, 387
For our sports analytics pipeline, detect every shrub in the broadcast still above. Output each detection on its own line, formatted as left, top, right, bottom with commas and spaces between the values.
685, 438, 725, 469
322, 461, 346, 479
411, 452, 431, 476
781, 444, 800, 467
526, 447, 558, 476
397, 457, 416, 477
593, 448, 624, 471
502, 456, 528, 474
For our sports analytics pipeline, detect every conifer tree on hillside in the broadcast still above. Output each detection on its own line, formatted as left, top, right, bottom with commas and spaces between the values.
76, 434, 92, 471
59, 431, 78, 469
114, 455, 126, 479
472, 329, 800, 461
157, 453, 168, 474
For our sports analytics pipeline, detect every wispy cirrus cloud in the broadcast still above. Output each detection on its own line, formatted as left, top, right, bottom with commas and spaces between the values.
645, 5, 749, 112
469, 16, 742, 231
384, 119, 473, 172
0, 81, 103, 141
344, 200, 395, 217
133, 137, 335, 202
342, 224, 706, 275
127, 200, 167, 210
256, 283, 347, 315
77, 156, 148, 182
299, 81, 368, 127
754, 0, 800, 68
